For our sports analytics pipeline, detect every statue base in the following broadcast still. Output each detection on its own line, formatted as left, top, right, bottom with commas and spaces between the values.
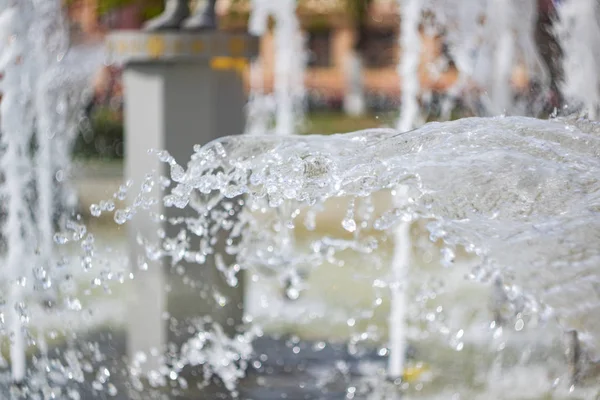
107, 31, 258, 374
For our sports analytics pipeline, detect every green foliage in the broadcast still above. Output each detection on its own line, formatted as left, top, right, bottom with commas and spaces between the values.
65, 0, 164, 20
303, 112, 388, 135
343, 0, 373, 24
140, 1, 165, 20
95, 0, 134, 16
73, 107, 124, 160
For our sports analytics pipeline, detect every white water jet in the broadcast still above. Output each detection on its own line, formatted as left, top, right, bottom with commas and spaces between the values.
556, 0, 600, 118
0, 3, 37, 382
245, 58, 274, 136
32, 0, 71, 302
392, 0, 423, 380
388, 187, 411, 379
413, 0, 548, 118
248, 0, 305, 136
344, 49, 366, 117
489, 0, 515, 115
396, 0, 423, 132
0, 0, 98, 383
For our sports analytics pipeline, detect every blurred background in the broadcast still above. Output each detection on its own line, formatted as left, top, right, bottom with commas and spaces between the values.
67, 0, 534, 157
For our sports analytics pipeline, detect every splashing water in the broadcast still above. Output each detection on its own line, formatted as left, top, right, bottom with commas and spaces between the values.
111, 115, 600, 397
1, 0, 600, 399
556, 0, 600, 119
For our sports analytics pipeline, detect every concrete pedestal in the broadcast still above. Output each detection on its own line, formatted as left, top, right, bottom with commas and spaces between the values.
106, 31, 258, 372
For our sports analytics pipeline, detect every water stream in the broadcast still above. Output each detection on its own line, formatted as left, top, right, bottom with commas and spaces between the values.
127, 115, 600, 397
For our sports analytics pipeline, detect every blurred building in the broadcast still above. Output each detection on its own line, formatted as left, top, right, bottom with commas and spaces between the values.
66, 0, 527, 112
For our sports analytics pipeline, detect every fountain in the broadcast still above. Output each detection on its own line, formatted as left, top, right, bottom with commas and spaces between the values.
245, 0, 306, 136
0, 0, 600, 399
0, 0, 100, 389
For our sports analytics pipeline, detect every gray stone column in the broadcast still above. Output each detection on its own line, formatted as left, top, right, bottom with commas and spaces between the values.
106, 31, 258, 373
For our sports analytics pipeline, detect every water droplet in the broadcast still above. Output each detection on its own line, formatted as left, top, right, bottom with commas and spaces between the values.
67, 298, 82, 311
157, 150, 171, 162
342, 217, 357, 233
515, 318, 524, 331
214, 293, 228, 307
142, 175, 154, 193
114, 210, 127, 225
170, 164, 185, 182
105, 200, 115, 211
313, 342, 326, 351
441, 247, 455, 267
285, 286, 300, 300
89, 204, 101, 217
54, 233, 68, 244
106, 383, 118, 396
